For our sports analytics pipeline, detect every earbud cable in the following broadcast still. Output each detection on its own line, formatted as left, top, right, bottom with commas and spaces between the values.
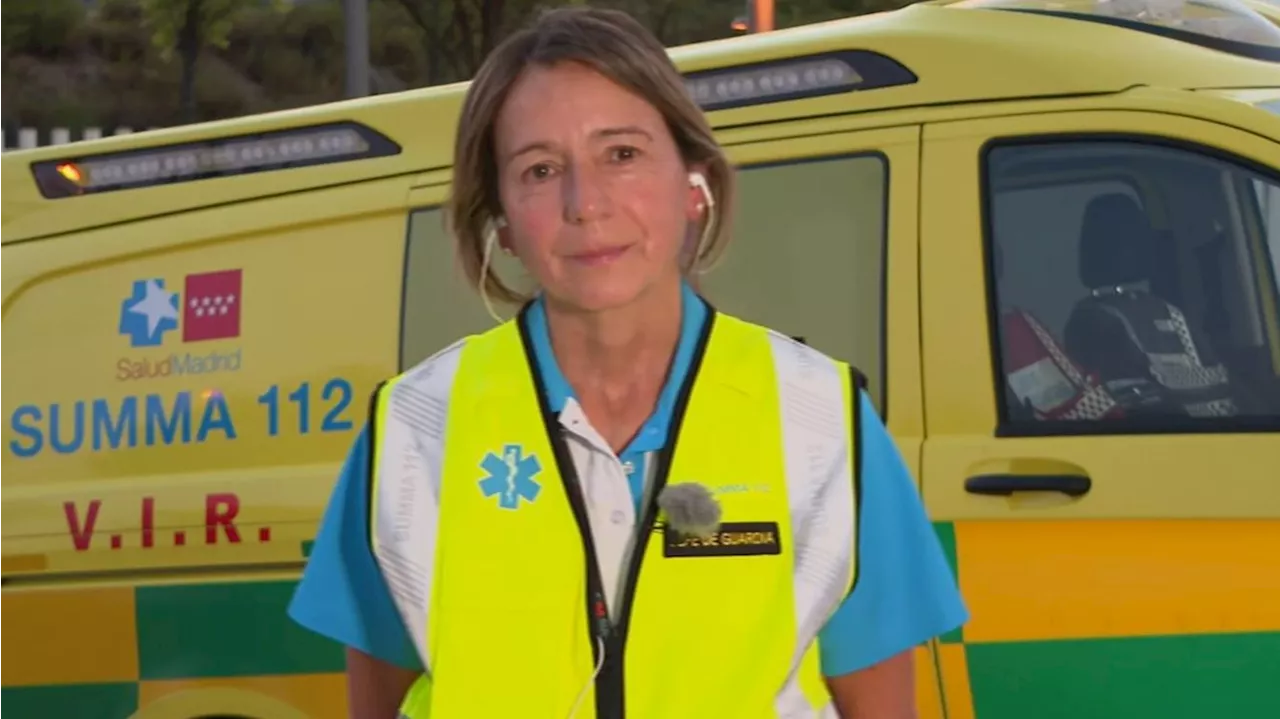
566, 635, 607, 719
478, 226, 505, 324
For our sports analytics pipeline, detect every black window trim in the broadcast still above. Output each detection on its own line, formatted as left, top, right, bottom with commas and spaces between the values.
979, 131, 1280, 437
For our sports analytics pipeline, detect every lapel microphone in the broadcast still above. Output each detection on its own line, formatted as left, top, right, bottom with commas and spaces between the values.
657, 482, 723, 539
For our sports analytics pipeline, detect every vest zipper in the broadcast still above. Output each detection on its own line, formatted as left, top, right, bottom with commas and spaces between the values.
545, 430, 615, 717
539, 429, 658, 719
580, 334, 714, 718
518, 304, 716, 719
600, 447, 675, 719
603, 312, 714, 718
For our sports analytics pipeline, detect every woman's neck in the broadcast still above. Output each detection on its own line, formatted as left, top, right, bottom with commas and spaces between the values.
544, 279, 685, 448
547, 279, 683, 389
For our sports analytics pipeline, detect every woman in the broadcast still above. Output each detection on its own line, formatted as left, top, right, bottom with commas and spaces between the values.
288, 7, 966, 718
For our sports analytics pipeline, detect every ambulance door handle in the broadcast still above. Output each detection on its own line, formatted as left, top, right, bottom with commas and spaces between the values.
964, 473, 1092, 497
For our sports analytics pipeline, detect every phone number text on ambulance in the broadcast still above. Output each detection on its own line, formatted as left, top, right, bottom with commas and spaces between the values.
7, 377, 357, 458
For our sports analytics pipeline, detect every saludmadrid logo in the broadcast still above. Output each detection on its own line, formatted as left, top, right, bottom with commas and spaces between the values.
117, 349, 244, 382
117, 270, 245, 381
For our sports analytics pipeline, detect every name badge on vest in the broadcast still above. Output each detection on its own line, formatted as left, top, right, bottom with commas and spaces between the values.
663, 522, 782, 558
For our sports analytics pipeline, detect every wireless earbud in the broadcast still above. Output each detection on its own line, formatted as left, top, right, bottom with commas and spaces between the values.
494, 215, 509, 229
688, 172, 714, 210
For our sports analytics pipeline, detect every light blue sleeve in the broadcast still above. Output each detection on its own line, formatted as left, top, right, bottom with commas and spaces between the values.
287, 426, 425, 671
817, 393, 968, 677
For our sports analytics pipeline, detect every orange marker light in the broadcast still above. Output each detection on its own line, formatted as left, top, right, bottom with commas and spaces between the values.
55, 162, 84, 184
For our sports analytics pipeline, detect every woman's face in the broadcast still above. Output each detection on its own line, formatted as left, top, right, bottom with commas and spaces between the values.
493, 61, 702, 313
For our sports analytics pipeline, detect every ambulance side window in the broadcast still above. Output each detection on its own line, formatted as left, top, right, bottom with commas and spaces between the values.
400, 152, 889, 393
985, 138, 1280, 431
698, 153, 887, 411
400, 206, 528, 370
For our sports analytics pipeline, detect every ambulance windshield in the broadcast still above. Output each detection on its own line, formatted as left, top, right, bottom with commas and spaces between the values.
952, 0, 1280, 53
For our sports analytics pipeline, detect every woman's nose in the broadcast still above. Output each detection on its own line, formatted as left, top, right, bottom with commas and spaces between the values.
562, 163, 612, 224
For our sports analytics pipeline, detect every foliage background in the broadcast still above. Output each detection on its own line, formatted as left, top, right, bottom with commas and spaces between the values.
2, 0, 910, 131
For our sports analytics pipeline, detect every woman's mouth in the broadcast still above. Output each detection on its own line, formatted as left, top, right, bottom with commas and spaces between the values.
567, 245, 630, 266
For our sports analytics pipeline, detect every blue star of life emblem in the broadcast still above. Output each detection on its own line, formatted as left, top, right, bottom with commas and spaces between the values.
119, 278, 179, 348
478, 444, 543, 510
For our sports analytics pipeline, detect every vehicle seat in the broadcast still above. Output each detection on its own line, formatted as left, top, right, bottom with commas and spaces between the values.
993, 243, 1121, 421
1063, 194, 1237, 417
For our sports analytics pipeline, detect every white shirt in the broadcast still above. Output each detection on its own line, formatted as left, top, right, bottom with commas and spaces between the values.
558, 398, 655, 621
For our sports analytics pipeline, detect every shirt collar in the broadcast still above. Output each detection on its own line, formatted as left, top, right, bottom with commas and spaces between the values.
524, 282, 709, 454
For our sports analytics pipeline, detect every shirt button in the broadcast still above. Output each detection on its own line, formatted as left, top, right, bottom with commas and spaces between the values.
622, 461, 635, 475
611, 510, 626, 525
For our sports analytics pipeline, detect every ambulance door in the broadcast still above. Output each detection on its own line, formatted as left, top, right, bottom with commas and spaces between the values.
919, 111, 1280, 719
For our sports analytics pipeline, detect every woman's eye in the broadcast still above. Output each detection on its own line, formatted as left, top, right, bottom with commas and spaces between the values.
525, 163, 554, 182
610, 146, 638, 163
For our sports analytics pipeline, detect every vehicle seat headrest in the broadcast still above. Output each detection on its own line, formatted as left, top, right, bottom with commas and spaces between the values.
1078, 193, 1156, 289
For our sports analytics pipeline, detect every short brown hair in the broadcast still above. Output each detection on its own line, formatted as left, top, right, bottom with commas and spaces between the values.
449, 6, 735, 304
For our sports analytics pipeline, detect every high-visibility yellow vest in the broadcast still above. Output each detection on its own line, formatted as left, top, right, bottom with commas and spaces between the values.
372, 309, 862, 719
397, 675, 430, 719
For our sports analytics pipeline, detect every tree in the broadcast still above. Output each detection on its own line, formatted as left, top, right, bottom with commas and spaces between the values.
387, 0, 894, 85
141, 0, 278, 122
392, 0, 542, 84
2, 0, 87, 61
390, 0, 456, 84
3, 0, 904, 130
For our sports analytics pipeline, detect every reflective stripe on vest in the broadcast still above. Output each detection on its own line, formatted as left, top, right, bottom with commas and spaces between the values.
374, 309, 861, 719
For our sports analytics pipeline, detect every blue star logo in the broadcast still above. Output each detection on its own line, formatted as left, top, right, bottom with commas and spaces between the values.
119, 279, 179, 348
479, 444, 543, 510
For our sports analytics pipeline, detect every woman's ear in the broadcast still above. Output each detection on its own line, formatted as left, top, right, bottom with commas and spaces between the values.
492, 215, 514, 255
685, 164, 711, 220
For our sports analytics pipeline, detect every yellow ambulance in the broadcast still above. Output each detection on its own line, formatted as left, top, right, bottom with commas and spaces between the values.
4, 1, 1279, 717
1244, 0, 1280, 25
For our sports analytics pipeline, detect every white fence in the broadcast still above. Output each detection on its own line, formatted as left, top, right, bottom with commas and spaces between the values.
2, 126, 163, 152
